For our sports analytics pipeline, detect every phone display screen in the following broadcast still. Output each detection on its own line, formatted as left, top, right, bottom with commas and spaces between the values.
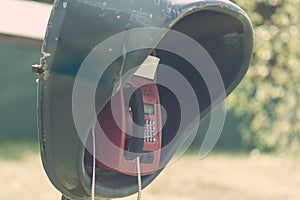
144, 104, 154, 115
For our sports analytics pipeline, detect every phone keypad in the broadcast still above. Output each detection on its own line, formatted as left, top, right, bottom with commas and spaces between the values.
144, 120, 156, 143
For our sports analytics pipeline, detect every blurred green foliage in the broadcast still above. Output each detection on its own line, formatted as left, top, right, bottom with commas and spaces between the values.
0, 139, 38, 160
227, 0, 300, 154
0, 40, 40, 140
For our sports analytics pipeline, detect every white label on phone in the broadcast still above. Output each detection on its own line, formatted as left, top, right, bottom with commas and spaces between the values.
134, 55, 160, 80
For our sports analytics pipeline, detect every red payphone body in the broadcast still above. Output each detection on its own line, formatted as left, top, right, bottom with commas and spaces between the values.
86, 75, 162, 176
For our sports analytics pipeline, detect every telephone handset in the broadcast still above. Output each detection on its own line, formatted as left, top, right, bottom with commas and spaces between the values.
86, 75, 162, 176
123, 86, 145, 157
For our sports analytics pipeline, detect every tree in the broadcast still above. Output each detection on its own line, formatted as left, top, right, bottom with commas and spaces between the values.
227, 0, 300, 154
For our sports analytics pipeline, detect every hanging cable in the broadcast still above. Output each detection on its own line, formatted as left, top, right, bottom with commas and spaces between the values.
136, 156, 142, 200
91, 125, 96, 200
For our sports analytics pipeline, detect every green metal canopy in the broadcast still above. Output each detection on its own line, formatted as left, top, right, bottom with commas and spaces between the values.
35, 0, 253, 199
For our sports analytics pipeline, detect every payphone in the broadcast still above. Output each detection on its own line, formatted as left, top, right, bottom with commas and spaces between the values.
85, 75, 162, 176
34, 0, 254, 199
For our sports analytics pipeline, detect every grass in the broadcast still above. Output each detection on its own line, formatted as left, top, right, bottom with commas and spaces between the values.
122, 152, 300, 200
1, 142, 300, 200
0, 139, 38, 160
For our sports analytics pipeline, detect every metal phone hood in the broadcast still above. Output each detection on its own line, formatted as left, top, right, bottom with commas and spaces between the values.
36, 0, 253, 199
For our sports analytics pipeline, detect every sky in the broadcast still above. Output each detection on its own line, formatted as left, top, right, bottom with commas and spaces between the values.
0, 0, 51, 39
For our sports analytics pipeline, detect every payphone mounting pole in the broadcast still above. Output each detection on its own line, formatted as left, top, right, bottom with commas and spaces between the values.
61, 195, 111, 200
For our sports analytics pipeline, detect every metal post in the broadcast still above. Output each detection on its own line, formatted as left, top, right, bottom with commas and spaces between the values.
61, 195, 111, 200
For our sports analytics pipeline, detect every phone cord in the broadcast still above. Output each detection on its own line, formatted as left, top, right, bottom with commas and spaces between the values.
91, 125, 141, 200
91, 126, 96, 200
136, 156, 142, 200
